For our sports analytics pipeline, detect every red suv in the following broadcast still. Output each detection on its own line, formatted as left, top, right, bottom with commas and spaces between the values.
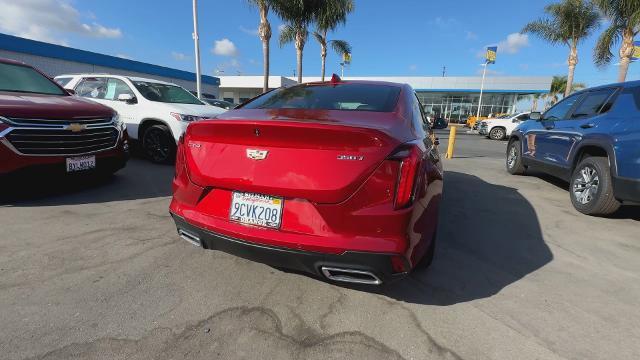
0, 58, 129, 176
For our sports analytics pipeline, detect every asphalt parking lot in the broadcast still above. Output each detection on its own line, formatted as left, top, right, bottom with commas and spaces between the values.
1, 131, 639, 360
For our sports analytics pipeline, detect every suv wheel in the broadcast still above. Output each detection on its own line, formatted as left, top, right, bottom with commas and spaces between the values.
506, 140, 526, 175
489, 127, 506, 140
142, 125, 176, 164
570, 156, 620, 215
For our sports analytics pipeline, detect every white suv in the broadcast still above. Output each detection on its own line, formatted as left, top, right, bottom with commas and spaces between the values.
479, 112, 530, 140
55, 74, 225, 163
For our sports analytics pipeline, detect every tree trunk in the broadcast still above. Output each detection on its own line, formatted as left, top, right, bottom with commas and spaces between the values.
565, 44, 578, 97
532, 96, 538, 112
295, 28, 306, 84
262, 40, 270, 93
320, 44, 327, 82
258, 5, 271, 93
618, 28, 634, 82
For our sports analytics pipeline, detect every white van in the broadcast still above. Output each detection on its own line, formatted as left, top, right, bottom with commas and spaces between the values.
55, 74, 225, 163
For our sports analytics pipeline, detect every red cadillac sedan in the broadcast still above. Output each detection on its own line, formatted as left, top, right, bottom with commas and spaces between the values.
169, 77, 443, 285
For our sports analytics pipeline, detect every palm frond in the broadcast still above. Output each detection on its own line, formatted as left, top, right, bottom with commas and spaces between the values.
278, 24, 296, 47
594, 23, 622, 67
329, 39, 351, 56
522, 19, 562, 44
312, 31, 326, 47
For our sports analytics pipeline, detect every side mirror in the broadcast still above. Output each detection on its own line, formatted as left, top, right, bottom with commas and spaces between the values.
118, 93, 136, 104
529, 112, 542, 121
66, 89, 76, 95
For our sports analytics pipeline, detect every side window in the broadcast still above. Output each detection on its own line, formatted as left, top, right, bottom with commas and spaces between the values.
104, 78, 134, 101
543, 94, 581, 121
54, 77, 72, 87
570, 88, 617, 119
412, 94, 428, 135
516, 113, 529, 121
75, 78, 108, 99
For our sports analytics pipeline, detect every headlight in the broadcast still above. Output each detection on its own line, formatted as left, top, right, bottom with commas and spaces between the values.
112, 113, 126, 130
170, 113, 205, 123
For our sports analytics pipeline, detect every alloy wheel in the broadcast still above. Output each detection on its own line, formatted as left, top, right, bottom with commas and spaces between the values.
507, 145, 518, 169
144, 128, 171, 163
572, 166, 600, 205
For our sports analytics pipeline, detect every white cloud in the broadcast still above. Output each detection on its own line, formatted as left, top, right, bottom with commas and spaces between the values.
212, 38, 238, 57
278, 24, 287, 33
477, 68, 504, 76
115, 53, 131, 59
408, 64, 418, 72
466, 31, 478, 40
171, 51, 189, 61
498, 33, 529, 54
0, 0, 122, 45
240, 26, 258, 36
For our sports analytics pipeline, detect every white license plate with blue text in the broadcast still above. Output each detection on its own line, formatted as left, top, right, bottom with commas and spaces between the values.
66, 155, 96, 172
229, 192, 283, 229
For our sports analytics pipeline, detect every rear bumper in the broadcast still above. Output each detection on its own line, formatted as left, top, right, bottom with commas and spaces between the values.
614, 176, 640, 203
170, 212, 408, 284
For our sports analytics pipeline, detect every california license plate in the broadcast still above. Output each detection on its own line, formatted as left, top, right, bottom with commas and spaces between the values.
66, 155, 96, 172
229, 192, 283, 229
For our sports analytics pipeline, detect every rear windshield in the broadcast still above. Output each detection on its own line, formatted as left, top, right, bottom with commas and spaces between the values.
241, 83, 401, 112
0, 62, 66, 95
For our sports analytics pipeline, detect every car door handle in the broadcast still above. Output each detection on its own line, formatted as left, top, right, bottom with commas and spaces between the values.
580, 123, 595, 129
544, 125, 554, 130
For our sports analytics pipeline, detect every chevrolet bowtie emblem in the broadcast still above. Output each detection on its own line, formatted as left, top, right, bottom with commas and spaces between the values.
66, 123, 87, 132
246, 149, 268, 160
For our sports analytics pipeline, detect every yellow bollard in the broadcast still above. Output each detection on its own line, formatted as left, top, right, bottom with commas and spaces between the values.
446, 126, 457, 159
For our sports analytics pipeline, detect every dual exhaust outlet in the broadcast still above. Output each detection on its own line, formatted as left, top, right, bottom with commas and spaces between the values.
177, 228, 382, 285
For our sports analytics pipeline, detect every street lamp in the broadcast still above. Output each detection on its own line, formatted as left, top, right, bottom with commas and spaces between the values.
192, 0, 202, 99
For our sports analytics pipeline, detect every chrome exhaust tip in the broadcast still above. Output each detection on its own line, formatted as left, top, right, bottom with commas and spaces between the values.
320, 267, 382, 285
178, 229, 201, 247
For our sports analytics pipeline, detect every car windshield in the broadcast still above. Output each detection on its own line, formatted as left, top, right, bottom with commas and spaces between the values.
131, 81, 204, 105
241, 83, 401, 112
0, 62, 66, 95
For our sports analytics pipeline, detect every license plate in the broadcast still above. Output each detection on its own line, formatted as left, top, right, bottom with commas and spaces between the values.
66, 155, 96, 172
229, 192, 283, 229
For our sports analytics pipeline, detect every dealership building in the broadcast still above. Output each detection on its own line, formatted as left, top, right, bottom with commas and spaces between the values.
0, 33, 220, 98
219, 75, 552, 121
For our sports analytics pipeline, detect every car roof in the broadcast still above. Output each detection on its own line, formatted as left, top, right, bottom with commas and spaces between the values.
569, 79, 640, 97
303, 79, 405, 88
54, 73, 177, 86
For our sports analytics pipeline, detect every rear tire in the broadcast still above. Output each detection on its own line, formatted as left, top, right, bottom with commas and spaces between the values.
570, 156, 620, 216
489, 127, 506, 140
142, 125, 176, 164
416, 232, 436, 270
506, 140, 526, 175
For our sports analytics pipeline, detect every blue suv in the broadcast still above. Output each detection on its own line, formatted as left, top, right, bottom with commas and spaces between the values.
506, 81, 640, 215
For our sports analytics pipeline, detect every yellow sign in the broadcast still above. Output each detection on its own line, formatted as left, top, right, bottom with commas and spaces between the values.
486, 46, 497, 64
632, 41, 640, 61
342, 53, 351, 64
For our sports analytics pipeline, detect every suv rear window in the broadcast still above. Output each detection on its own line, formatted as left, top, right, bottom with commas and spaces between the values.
241, 83, 401, 112
0, 62, 66, 95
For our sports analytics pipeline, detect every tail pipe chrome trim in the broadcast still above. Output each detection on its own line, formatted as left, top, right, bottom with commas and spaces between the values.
178, 229, 201, 247
320, 266, 382, 285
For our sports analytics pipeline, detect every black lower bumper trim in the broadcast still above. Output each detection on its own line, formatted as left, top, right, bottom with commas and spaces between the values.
614, 176, 640, 203
170, 213, 406, 284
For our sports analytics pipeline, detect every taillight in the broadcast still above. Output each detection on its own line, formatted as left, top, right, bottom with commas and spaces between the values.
389, 145, 421, 209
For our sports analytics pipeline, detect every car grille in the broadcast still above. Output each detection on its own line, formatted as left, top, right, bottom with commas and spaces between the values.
5, 117, 113, 127
4, 127, 120, 156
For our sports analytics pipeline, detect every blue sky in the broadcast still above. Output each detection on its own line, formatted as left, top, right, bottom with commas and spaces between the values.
1, 0, 638, 87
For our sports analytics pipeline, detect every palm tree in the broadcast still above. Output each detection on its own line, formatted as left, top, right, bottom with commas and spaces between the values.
313, 0, 354, 81
546, 75, 587, 107
593, 0, 640, 82
272, 0, 322, 83
248, 0, 273, 93
522, 0, 600, 97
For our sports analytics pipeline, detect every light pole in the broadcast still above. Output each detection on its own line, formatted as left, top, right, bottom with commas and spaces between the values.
192, 0, 202, 99
476, 61, 488, 120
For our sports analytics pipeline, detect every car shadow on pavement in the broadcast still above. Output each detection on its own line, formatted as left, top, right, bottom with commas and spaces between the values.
373, 171, 554, 305
0, 157, 174, 207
